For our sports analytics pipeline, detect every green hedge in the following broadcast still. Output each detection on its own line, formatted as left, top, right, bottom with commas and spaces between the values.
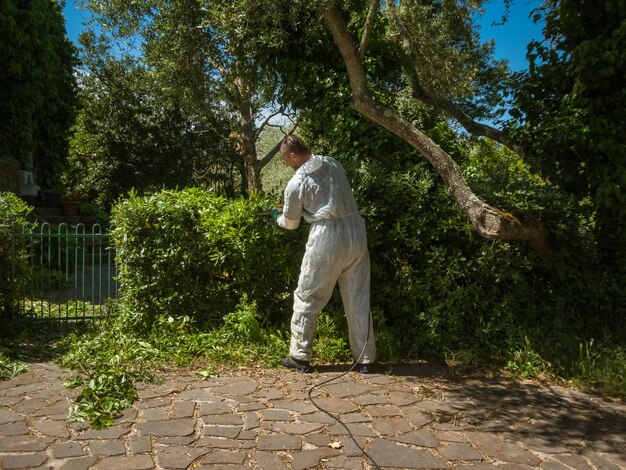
0, 192, 31, 326
111, 188, 305, 331
328, 121, 624, 379
107, 179, 624, 394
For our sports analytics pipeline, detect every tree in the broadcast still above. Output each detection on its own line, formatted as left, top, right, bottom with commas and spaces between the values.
66, 46, 239, 207
78, 0, 294, 195
220, 0, 545, 253
196, 0, 297, 194
320, 0, 546, 254
511, 0, 626, 268
0, 0, 77, 189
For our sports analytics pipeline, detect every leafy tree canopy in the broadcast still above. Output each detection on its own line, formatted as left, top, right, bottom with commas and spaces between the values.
0, 0, 77, 189
511, 0, 626, 266
74, 0, 296, 194
66, 42, 238, 207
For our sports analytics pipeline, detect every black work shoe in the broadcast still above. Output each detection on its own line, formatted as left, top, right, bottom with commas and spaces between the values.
281, 356, 310, 373
357, 362, 376, 374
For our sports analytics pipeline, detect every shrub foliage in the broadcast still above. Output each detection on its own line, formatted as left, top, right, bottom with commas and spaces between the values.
0, 192, 31, 325
304, 110, 624, 391
57, 162, 625, 429
111, 188, 305, 331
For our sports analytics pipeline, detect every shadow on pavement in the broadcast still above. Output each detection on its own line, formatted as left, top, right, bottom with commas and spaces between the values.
314, 359, 626, 459
1, 317, 93, 362
313, 360, 453, 379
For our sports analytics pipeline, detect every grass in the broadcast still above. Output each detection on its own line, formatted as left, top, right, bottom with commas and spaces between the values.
566, 340, 626, 397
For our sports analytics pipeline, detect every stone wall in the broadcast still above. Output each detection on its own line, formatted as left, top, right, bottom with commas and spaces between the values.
0, 157, 21, 195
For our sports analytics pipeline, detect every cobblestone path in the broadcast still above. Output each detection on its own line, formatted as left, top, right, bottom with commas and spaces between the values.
0, 362, 624, 469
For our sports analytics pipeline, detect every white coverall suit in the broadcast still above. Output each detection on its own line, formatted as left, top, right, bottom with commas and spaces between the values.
277, 154, 376, 364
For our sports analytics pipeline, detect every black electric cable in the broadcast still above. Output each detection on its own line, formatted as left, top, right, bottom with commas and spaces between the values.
306, 313, 381, 470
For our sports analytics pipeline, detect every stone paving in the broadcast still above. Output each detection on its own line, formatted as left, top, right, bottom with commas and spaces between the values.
0, 361, 624, 469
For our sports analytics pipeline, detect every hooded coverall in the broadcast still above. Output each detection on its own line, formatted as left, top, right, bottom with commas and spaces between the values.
276, 154, 376, 364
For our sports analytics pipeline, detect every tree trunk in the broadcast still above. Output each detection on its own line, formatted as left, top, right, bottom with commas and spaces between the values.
320, 4, 548, 259
352, 95, 547, 254
233, 76, 262, 195
233, 130, 261, 196
245, 151, 262, 195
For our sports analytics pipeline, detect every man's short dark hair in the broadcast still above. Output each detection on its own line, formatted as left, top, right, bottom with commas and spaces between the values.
280, 134, 309, 156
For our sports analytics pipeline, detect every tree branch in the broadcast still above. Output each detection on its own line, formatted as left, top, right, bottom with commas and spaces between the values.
320, 5, 369, 98
254, 109, 286, 140
408, 71, 526, 156
258, 121, 300, 171
359, 0, 381, 60
319, 3, 547, 258
388, 5, 525, 156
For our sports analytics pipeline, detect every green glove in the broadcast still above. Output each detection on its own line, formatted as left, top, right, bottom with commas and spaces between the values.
271, 207, 281, 222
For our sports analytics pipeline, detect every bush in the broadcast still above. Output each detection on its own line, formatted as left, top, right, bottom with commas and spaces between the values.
111, 188, 305, 331
318, 117, 624, 393
0, 192, 31, 327
354, 156, 532, 360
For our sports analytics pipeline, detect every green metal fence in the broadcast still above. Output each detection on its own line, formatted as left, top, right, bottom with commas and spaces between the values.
14, 223, 117, 322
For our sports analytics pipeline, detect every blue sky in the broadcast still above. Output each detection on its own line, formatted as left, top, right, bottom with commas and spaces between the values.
62, 1, 88, 45
62, 0, 544, 72
477, 0, 544, 71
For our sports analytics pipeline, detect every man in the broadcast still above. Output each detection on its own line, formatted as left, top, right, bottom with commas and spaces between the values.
272, 135, 376, 373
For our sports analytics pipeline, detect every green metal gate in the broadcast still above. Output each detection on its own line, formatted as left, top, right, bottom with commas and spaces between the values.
14, 223, 118, 322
